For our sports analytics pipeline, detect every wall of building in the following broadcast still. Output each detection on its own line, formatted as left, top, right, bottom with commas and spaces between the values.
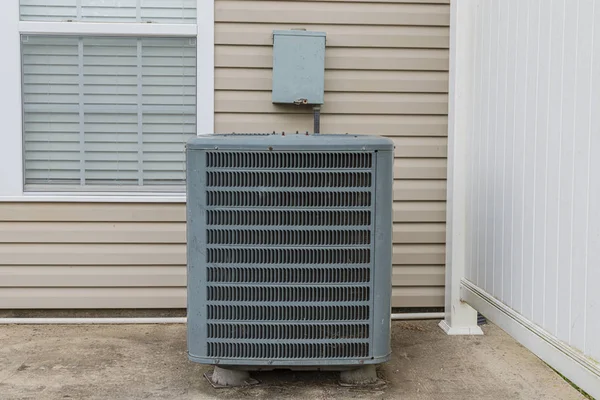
0, 203, 186, 308
465, 0, 600, 363
213, 0, 450, 308
0, 0, 450, 309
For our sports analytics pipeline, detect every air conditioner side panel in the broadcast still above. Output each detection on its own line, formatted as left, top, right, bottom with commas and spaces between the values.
372, 149, 394, 359
186, 148, 208, 360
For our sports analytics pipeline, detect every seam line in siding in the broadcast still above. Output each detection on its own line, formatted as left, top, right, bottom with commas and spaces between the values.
582, 0, 596, 355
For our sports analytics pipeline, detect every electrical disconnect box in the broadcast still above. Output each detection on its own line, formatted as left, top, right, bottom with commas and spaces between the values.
272, 30, 326, 105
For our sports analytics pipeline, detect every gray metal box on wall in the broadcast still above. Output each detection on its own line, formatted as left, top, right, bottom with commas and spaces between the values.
186, 133, 394, 369
272, 30, 326, 105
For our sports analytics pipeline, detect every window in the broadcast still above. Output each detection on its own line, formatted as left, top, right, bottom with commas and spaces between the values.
0, 1, 213, 199
23, 35, 196, 190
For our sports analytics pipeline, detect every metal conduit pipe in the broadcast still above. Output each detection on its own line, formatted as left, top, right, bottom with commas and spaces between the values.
390, 312, 445, 320
0, 318, 187, 325
0, 313, 444, 325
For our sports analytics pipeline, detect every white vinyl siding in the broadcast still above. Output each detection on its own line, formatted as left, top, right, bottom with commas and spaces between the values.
20, 0, 197, 24
22, 35, 196, 190
465, 0, 600, 367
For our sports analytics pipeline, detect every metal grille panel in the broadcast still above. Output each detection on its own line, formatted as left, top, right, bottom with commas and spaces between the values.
206, 210, 371, 226
207, 171, 372, 188
207, 323, 370, 340
207, 342, 369, 359
206, 248, 370, 264
207, 286, 370, 302
207, 229, 371, 245
206, 190, 371, 207
207, 267, 371, 283
206, 305, 370, 321
202, 150, 375, 361
206, 152, 373, 169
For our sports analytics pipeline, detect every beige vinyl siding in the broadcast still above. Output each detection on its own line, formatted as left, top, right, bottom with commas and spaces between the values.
1, 0, 449, 309
214, 0, 449, 308
0, 201, 445, 308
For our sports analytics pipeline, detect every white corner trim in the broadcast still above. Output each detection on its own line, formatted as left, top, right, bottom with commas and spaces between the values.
196, 0, 215, 134
19, 21, 197, 36
439, 320, 483, 336
461, 278, 600, 400
0, 0, 23, 197
441, 0, 481, 333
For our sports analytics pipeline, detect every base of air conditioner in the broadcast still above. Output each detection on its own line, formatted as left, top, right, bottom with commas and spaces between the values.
204, 364, 384, 388
188, 351, 391, 370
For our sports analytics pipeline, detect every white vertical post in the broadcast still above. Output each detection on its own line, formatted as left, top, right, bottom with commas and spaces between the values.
0, 0, 23, 197
439, 0, 483, 335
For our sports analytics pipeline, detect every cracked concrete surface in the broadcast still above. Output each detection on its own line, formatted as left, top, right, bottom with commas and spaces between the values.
0, 320, 585, 400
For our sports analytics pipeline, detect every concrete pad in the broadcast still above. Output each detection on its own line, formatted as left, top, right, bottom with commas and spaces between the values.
339, 364, 379, 386
206, 366, 259, 388
0, 321, 585, 400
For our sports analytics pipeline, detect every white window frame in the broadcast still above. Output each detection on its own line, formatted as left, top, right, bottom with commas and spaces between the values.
0, 0, 214, 203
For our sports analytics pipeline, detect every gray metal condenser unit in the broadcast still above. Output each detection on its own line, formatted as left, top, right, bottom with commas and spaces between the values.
186, 133, 394, 369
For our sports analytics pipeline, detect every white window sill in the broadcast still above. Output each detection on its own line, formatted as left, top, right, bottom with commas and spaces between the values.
19, 21, 197, 37
0, 193, 186, 203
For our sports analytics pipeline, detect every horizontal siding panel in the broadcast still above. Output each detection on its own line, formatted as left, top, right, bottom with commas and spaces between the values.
391, 286, 444, 307
216, 1, 450, 26
393, 201, 446, 222
0, 222, 185, 243
249, 0, 450, 3
2, 245, 447, 267
216, 91, 448, 115
215, 114, 447, 136
325, 70, 448, 93
0, 266, 185, 287
391, 136, 448, 157
394, 158, 446, 179
329, 48, 449, 70
0, 220, 445, 244
0, 287, 186, 309
215, 113, 313, 134
0, 244, 186, 265
216, 68, 448, 93
216, 23, 449, 49
1, 202, 447, 223
1, 244, 443, 267
216, 67, 272, 91
0, 287, 441, 309
1, 265, 444, 288
393, 222, 445, 243
393, 180, 446, 201
392, 266, 445, 286
392, 244, 444, 265
0, 203, 186, 222
216, 46, 449, 71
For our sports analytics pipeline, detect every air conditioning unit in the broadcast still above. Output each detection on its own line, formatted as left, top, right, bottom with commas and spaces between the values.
186, 133, 394, 386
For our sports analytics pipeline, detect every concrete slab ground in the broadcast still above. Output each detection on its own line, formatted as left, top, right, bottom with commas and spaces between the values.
0, 320, 585, 400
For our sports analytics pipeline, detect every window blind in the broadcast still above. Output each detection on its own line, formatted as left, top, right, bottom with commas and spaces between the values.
20, 0, 197, 23
22, 35, 197, 190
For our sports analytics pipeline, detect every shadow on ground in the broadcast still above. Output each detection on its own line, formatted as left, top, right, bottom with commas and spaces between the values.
0, 320, 584, 400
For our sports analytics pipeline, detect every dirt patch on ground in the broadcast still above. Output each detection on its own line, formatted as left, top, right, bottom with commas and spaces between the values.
0, 320, 584, 400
